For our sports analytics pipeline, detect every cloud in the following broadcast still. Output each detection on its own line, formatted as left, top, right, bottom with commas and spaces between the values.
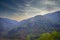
0, 0, 60, 21
28, 0, 60, 11
21, 0, 60, 15
0, 0, 32, 16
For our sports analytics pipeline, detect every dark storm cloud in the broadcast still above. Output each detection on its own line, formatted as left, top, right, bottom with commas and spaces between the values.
0, 0, 60, 19
0, 0, 32, 16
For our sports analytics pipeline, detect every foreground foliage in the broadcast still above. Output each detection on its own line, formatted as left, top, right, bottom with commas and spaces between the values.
26, 31, 60, 40
0, 31, 60, 40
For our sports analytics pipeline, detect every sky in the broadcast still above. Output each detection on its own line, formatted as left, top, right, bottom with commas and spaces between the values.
0, 0, 60, 21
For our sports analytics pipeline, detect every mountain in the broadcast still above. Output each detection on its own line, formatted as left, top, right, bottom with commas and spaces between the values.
0, 11, 60, 39
0, 18, 18, 37
8, 11, 60, 39
45, 11, 60, 23
44, 11, 60, 31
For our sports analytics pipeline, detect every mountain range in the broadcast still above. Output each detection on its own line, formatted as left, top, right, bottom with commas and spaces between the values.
0, 11, 60, 39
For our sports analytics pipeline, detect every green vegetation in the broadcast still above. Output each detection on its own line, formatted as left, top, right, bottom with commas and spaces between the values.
1, 31, 60, 40
26, 31, 60, 40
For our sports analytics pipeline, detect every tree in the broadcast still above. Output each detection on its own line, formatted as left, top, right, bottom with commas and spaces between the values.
37, 31, 60, 40
25, 31, 60, 40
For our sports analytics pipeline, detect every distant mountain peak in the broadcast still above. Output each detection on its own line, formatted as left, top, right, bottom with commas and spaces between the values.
45, 11, 60, 16
0, 18, 18, 32
35, 15, 42, 17
34, 15, 43, 18
0, 18, 18, 22
55, 11, 60, 13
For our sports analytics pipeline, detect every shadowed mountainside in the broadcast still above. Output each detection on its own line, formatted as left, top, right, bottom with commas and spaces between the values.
8, 11, 60, 39
0, 11, 60, 39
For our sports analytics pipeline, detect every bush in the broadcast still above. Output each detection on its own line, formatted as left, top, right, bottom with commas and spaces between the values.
26, 31, 60, 40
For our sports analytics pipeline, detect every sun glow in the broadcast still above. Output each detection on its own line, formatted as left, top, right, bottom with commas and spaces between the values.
35, 10, 49, 15
5, 10, 58, 21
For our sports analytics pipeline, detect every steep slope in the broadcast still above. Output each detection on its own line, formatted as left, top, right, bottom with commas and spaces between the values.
44, 11, 60, 32
8, 11, 60, 38
0, 18, 18, 37
2, 11, 60, 39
